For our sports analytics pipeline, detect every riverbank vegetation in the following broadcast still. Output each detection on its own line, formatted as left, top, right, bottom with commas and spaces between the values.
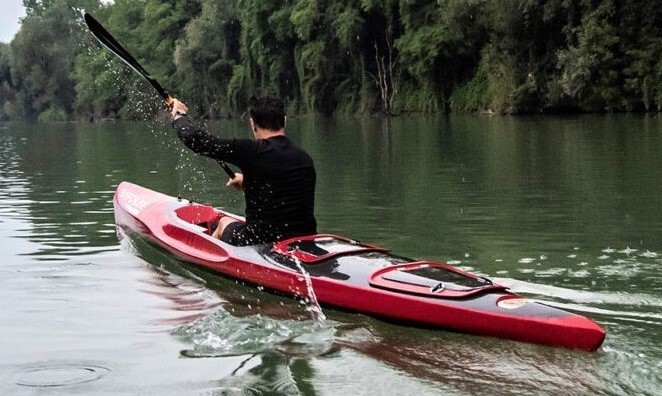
1, 0, 662, 122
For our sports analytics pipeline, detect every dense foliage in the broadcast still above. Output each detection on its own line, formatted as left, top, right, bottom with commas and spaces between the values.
2, 0, 662, 121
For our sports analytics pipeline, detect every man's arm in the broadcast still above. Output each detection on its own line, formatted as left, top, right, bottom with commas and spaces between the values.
170, 99, 239, 164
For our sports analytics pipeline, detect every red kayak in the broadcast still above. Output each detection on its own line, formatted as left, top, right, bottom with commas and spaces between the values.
113, 181, 605, 351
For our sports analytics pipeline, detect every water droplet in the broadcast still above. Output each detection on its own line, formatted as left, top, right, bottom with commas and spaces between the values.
619, 247, 638, 255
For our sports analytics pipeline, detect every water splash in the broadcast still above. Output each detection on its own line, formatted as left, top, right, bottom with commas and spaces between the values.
639, 250, 658, 259
173, 309, 334, 358
292, 257, 326, 325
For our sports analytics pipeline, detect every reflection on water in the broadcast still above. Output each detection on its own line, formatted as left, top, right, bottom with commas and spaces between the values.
1, 117, 661, 395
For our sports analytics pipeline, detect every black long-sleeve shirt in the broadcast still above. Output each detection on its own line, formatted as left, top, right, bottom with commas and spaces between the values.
173, 117, 317, 244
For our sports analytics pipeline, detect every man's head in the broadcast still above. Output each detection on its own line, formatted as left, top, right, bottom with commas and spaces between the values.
248, 96, 286, 132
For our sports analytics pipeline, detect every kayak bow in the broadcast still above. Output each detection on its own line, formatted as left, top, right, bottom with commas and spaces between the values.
113, 181, 606, 351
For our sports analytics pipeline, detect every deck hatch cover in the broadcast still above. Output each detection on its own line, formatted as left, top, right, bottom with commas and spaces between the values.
369, 262, 506, 299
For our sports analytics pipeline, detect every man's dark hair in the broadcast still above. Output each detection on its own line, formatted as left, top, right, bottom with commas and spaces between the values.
248, 96, 286, 131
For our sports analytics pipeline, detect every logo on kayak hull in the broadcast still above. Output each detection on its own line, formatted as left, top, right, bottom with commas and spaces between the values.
497, 297, 530, 309
119, 189, 148, 216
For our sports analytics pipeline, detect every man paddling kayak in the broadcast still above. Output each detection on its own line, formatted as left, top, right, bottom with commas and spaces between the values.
170, 96, 317, 245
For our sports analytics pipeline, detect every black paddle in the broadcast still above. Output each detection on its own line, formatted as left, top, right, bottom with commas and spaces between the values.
84, 13, 235, 179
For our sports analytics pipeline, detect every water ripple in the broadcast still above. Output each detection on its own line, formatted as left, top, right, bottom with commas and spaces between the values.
495, 277, 662, 309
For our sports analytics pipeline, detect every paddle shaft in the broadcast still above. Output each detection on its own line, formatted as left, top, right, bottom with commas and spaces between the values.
84, 13, 235, 179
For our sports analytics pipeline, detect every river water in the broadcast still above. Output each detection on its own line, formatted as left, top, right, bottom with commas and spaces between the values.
0, 115, 660, 395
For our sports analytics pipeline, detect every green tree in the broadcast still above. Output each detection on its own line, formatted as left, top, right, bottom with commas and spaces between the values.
6, 0, 662, 121
396, 0, 487, 113
232, 0, 300, 112
0, 43, 15, 120
173, 0, 239, 118
139, 0, 201, 92
556, 1, 621, 111
73, 0, 140, 120
10, 0, 100, 121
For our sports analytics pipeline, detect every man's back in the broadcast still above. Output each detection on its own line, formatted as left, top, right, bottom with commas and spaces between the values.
232, 135, 317, 242
172, 116, 317, 245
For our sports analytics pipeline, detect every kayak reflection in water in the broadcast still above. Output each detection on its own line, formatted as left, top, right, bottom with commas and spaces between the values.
169, 95, 317, 246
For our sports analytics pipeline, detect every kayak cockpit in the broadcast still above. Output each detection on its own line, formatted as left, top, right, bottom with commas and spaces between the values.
174, 204, 219, 234
173, 203, 243, 235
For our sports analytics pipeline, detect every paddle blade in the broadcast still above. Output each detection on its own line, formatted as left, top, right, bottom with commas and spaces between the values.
84, 13, 169, 101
